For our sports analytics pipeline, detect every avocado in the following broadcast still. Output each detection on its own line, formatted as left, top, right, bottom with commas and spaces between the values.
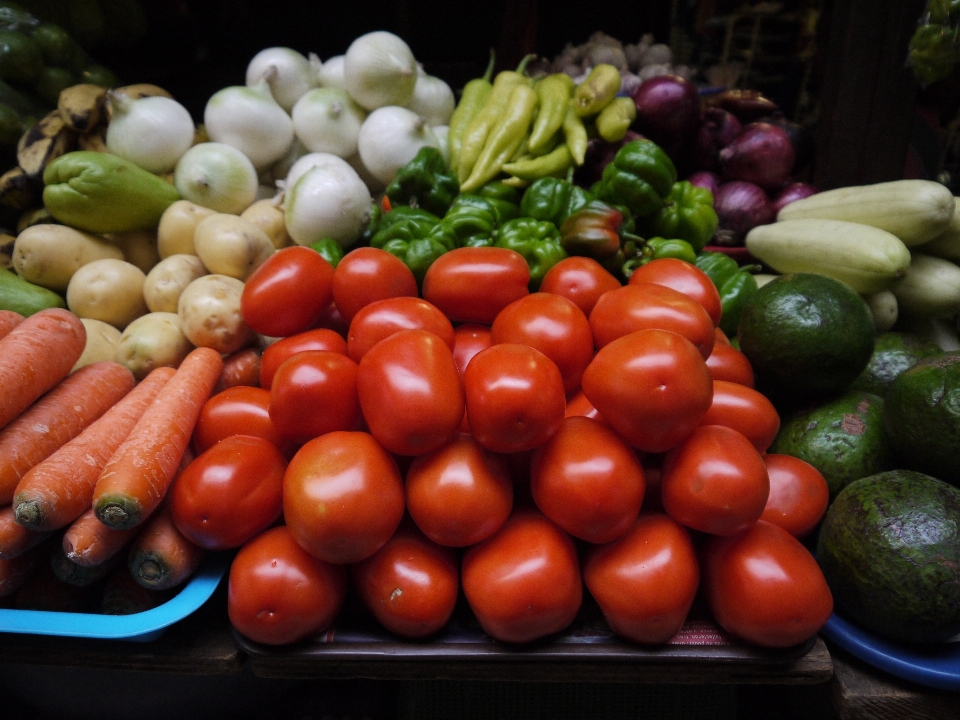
816, 470, 960, 644
850, 331, 942, 397
0, 266, 64, 315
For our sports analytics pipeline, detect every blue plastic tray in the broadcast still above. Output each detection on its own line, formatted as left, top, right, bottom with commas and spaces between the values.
0, 551, 230, 642
821, 613, 960, 692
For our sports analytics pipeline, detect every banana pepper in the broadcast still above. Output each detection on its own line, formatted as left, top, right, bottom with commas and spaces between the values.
644, 180, 719, 253
694, 250, 760, 338
593, 138, 678, 219
384, 146, 460, 217
495, 217, 567, 291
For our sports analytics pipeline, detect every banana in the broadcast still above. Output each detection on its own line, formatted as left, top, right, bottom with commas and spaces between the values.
17, 110, 77, 178
0, 232, 14, 270
77, 126, 108, 153
16, 207, 54, 234
106, 83, 174, 122
57, 83, 108, 133
0, 166, 42, 210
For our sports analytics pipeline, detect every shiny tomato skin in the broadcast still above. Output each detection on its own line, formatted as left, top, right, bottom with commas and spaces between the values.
581, 328, 713, 453
530, 416, 645, 544
171, 434, 286, 550
405, 433, 513, 547
584, 512, 700, 644
461, 508, 582, 644
540, 255, 622, 318
628, 258, 723, 327
283, 430, 405, 564
698, 380, 780, 452
241, 246, 335, 338
192, 385, 282, 454
259, 328, 348, 390
589, 283, 716, 359
700, 520, 834, 648
706, 340, 755, 387
227, 525, 348, 646
346, 296, 455, 363
451, 324, 492, 377
491, 292, 595, 394
357, 328, 465, 457
332, 246, 419, 323
760, 453, 830, 538
422, 246, 530, 324
268, 350, 361, 445
564, 389, 604, 422
661, 425, 770, 536
352, 522, 459, 639
463, 343, 566, 454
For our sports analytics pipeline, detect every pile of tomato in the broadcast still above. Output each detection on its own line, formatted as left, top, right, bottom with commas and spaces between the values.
171, 243, 835, 649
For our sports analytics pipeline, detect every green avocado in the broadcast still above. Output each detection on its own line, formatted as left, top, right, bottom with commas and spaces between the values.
850, 331, 942, 397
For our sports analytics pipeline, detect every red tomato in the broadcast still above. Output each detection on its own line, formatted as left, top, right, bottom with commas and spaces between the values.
405, 433, 513, 547
584, 512, 700, 645
461, 508, 582, 644
259, 328, 348, 390
240, 246, 335, 337
491, 292, 595, 394
564, 389, 603, 422
268, 350, 361, 445
283, 431, 405, 564
700, 520, 834, 648
530, 416, 645, 544
451, 324, 492, 377
581, 328, 713, 453
171, 435, 286, 550
357, 329, 464, 457
352, 521, 459, 639
192, 385, 282, 455
698, 380, 780, 452
463, 343, 566, 454
714, 326, 731, 345
660, 425, 770, 536
589, 283, 715, 359
628, 258, 723, 327
227, 525, 347, 646
760, 453, 830, 538
705, 340, 755, 387
421, 246, 530, 324
312, 299, 350, 337
331, 246, 419, 323
346, 296, 455, 363
539, 255, 622, 318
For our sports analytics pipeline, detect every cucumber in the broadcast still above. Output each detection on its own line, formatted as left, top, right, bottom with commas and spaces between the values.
0, 265, 65, 315
776, 179, 955, 247
891, 251, 960, 319
919, 200, 960, 261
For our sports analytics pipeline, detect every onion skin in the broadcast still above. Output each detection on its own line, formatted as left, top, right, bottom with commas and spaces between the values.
713, 181, 776, 246
771, 182, 818, 216
710, 89, 781, 123
631, 75, 701, 166
719, 122, 795, 191
687, 171, 721, 196
693, 107, 742, 170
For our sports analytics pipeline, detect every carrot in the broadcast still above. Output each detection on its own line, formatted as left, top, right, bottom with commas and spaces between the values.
50, 541, 121, 587
0, 542, 43, 597
15, 554, 101, 612
93, 347, 223, 530
101, 564, 174, 615
62, 506, 139, 568
127, 504, 205, 591
0, 309, 23, 340
12, 366, 175, 532
0, 308, 86, 431
0, 361, 136, 503
214, 346, 261, 393
0, 505, 52, 560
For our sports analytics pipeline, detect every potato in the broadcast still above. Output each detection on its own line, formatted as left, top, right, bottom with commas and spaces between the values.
72, 318, 122, 372
177, 273, 254, 354
115, 312, 194, 380
193, 213, 275, 281
143, 254, 208, 313
66, 258, 149, 329
240, 198, 291, 249
13, 224, 124, 292
156, 199, 216, 259
108, 229, 162, 274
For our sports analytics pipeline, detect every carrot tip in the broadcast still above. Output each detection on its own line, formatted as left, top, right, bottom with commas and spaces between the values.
95, 499, 141, 531
13, 501, 41, 530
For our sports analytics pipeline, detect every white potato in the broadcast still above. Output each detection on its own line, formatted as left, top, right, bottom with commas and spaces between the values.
66, 258, 148, 329
240, 198, 291, 249
107, 229, 162, 274
13, 224, 123, 292
156, 199, 216, 259
143, 254, 209, 313
177, 273, 254, 354
72, 318, 122, 372
193, 213, 275, 280
115, 312, 194, 380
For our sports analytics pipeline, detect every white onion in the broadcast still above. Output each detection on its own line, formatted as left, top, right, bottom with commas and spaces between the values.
245, 47, 319, 112
343, 31, 418, 110
284, 162, 372, 248
405, 68, 456, 127
432, 125, 449, 165
357, 105, 440, 185
316, 54, 347, 90
105, 93, 195, 174
345, 153, 387, 194
267, 136, 308, 186
292, 87, 366, 157
174, 142, 259, 215
283, 152, 355, 194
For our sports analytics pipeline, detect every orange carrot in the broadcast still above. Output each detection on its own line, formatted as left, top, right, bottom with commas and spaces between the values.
0, 309, 23, 340
0, 308, 86, 431
93, 347, 223, 530
62, 507, 139, 568
0, 505, 52, 560
214, 346, 261, 393
127, 504, 205, 591
0, 542, 42, 597
0, 360, 135, 503
50, 540, 122, 587
12, 366, 175, 532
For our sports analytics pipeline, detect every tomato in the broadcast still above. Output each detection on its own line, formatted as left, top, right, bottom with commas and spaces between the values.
461, 508, 582, 644
628, 258, 723, 327
405, 433, 512, 547
331, 246, 419, 323
530, 416, 645, 544
705, 340, 755, 387
283, 430, 405, 564
463, 343, 566, 454
660, 425, 770, 536
421, 246, 530, 324
192, 385, 282, 455
584, 512, 700, 645
171, 435, 286, 550
357, 329, 464, 457
698, 380, 780, 452
259, 328, 348, 390
352, 521, 459, 639
581, 328, 713, 453
268, 350, 361, 445
700, 519, 834, 648
346, 296, 455, 363
564, 389, 603, 422
451, 324, 492, 377
313, 299, 350, 337
240, 246, 335, 338
227, 525, 347, 646
589, 283, 715, 359
491, 292, 595, 394
760, 453, 830, 538
714, 326, 731, 345
539, 255, 622, 318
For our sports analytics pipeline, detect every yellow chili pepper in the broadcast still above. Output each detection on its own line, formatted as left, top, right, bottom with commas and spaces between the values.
573, 64, 622, 117
502, 143, 573, 181
595, 96, 638, 142
528, 73, 575, 156
447, 50, 496, 174
562, 101, 588, 166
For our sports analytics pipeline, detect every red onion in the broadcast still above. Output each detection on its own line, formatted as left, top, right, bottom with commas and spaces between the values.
632, 75, 701, 159
693, 107, 742, 170
719, 123, 796, 190
771, 182, 818, 215
759, 115, 815, 172
711, 89, 781, 123
687, 171, 721, 196
713, 181, 776, 246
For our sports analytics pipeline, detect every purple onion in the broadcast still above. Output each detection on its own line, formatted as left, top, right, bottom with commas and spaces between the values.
711, 89, 781, 123
687, 171, 721, 196
713, 181, 776, 246
632, 75, 702, 157
771, 182, 818, 216
719, 122, 796, 190
692, 107, 742, 170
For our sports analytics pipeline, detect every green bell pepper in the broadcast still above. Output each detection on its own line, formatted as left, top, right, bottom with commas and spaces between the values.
384, 146, 460, 217
694, 250, 760, 338
644, 181, 719, 253
618, 237, 695, 279
593, 138, 677, 219
309, 238, 345, 267
476, 180, 522, 222
558, 200, 624, 260
520, 176, 594, 228
441, 194, 500, 247
495, 217, 567, 291
370, 207, 450, 285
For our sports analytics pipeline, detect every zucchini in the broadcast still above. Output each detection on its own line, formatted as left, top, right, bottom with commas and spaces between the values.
919, 200, 960, 261
891, 252, 960, 319
745, 218, 911, 294
776, 179, 955, 247
0, 266, 65, 315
